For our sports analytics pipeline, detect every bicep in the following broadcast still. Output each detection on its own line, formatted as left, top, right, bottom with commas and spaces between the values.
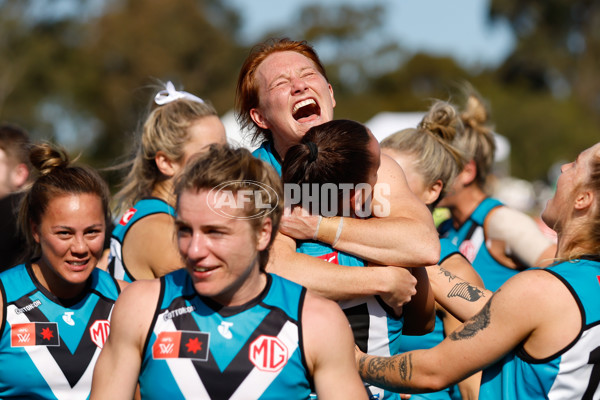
303, 293, 367, 399
92, 282, 157, 399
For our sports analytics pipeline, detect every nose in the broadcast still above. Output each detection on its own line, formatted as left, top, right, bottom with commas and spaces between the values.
560, 162, 573, 173
183, 232, 210, 261
71, 235, 88, 256
290, 75, 308, 94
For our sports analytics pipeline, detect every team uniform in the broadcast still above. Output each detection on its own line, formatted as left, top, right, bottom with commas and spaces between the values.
139, 269, 313, 399
396, 238, 466, 400
0, 263, 120, 399
254, 142, 403, 399
438, 198, 519, 291
107, 197, 176, 282
479, 257, 600, 399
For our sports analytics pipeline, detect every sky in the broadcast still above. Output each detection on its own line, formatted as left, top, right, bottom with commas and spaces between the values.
224, 0, 515, 69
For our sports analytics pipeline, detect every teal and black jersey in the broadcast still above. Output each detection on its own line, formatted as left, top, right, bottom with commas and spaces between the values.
479, 257, 600, 399
254, 141, 403, 399
253, 141, 282, 176
0, 263, 120, 399
139, 269, 313, 399
107, 197, 176, 282
438, 198, 519, 291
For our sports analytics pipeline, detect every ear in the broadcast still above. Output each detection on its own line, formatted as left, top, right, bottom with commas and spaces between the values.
256, 217, 273, 251
574, 190, 594, 211
423, 179, 443, 206
250, 108, 270, 130
10, 163, 29, 189
31, 220, 41, 244
459, 160, 477, 186
328, 84, 336, 108
155, 151, 178, 178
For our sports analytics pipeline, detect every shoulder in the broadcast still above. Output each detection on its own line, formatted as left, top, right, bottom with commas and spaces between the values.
301, 290, 347, 328
114, 278, 162, 314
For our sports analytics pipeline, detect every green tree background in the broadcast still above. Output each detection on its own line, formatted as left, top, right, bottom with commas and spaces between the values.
0, 0, 598, 192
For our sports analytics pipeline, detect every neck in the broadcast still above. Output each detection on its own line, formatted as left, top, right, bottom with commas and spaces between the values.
152, 180, 176, 207
272, 138, 296, 162
446, 184, 487, 227
32, 261, 87, 300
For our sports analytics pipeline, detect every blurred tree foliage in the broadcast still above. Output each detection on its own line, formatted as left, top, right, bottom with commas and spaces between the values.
0, 0, 598, 188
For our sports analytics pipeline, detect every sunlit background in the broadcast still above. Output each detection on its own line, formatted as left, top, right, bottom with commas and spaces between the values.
1, 0, 598, 216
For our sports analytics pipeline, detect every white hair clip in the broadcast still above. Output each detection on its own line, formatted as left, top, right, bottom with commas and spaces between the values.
154, 81, 205, 105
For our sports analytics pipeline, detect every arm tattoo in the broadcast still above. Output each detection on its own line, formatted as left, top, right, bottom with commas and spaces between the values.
447, 282, 486, 302
449, 290, 499, 341
438, 267, 457, 282
360, 353, 413, 390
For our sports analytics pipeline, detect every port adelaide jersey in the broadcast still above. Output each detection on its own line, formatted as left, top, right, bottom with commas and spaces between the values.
0, 263, 120, 400
139, 269, 313, 400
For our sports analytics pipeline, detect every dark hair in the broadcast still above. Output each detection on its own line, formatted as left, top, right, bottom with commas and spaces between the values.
174, 144, 283, 271
0, 123, 31, 168
281, 119, 375, 215
235, 38, 328, 144
18, 143, 111, 258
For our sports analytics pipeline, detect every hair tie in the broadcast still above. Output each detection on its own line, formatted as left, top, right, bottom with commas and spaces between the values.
154, 81, 205, 105
306, 142, 318, 162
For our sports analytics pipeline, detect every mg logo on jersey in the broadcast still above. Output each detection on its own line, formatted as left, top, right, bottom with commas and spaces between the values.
119, 208, 137, 225
249, 335, 288, 372
90, 320, 110, 349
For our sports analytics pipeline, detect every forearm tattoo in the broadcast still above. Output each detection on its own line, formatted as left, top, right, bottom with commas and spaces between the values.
449, 290, 499, 341
359, 353, 413, 390
438, 267, 457, 282
447, 282, 486, 302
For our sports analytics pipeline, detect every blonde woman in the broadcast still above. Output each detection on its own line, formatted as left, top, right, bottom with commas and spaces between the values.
107, 82, 226, 282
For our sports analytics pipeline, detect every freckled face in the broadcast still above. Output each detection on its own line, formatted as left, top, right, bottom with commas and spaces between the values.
250, 51, 336, 154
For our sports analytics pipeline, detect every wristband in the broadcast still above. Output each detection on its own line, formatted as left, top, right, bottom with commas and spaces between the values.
332, 216, 344, 247
313, 215, 323, 240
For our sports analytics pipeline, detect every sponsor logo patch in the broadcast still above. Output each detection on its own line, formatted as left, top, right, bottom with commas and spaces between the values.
459, 240, 477, 263
119, 208, 137, 225
249, 335, 288, 372
11, 322, 60, 347
317, 251, 339, 264
152, 330, 210, 361
90, 320, 110, 349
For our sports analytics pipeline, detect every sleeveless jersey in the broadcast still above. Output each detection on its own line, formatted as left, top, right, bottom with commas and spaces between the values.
253, 141, 282, 176
107, 197, 176, 282
254, 142, 403, 399
139, 269, 313, 399
297, 240, 403, 400
479, 257, 600, 399
438, 198, 519, 291
0, 263, 120, 399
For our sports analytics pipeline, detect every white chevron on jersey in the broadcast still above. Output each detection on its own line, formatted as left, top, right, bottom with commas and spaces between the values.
155, 310, 299, 399
108, 238, 125, 280
548, 324, 600, 399
7, 304, 101, 400
229, 320, 299, 399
